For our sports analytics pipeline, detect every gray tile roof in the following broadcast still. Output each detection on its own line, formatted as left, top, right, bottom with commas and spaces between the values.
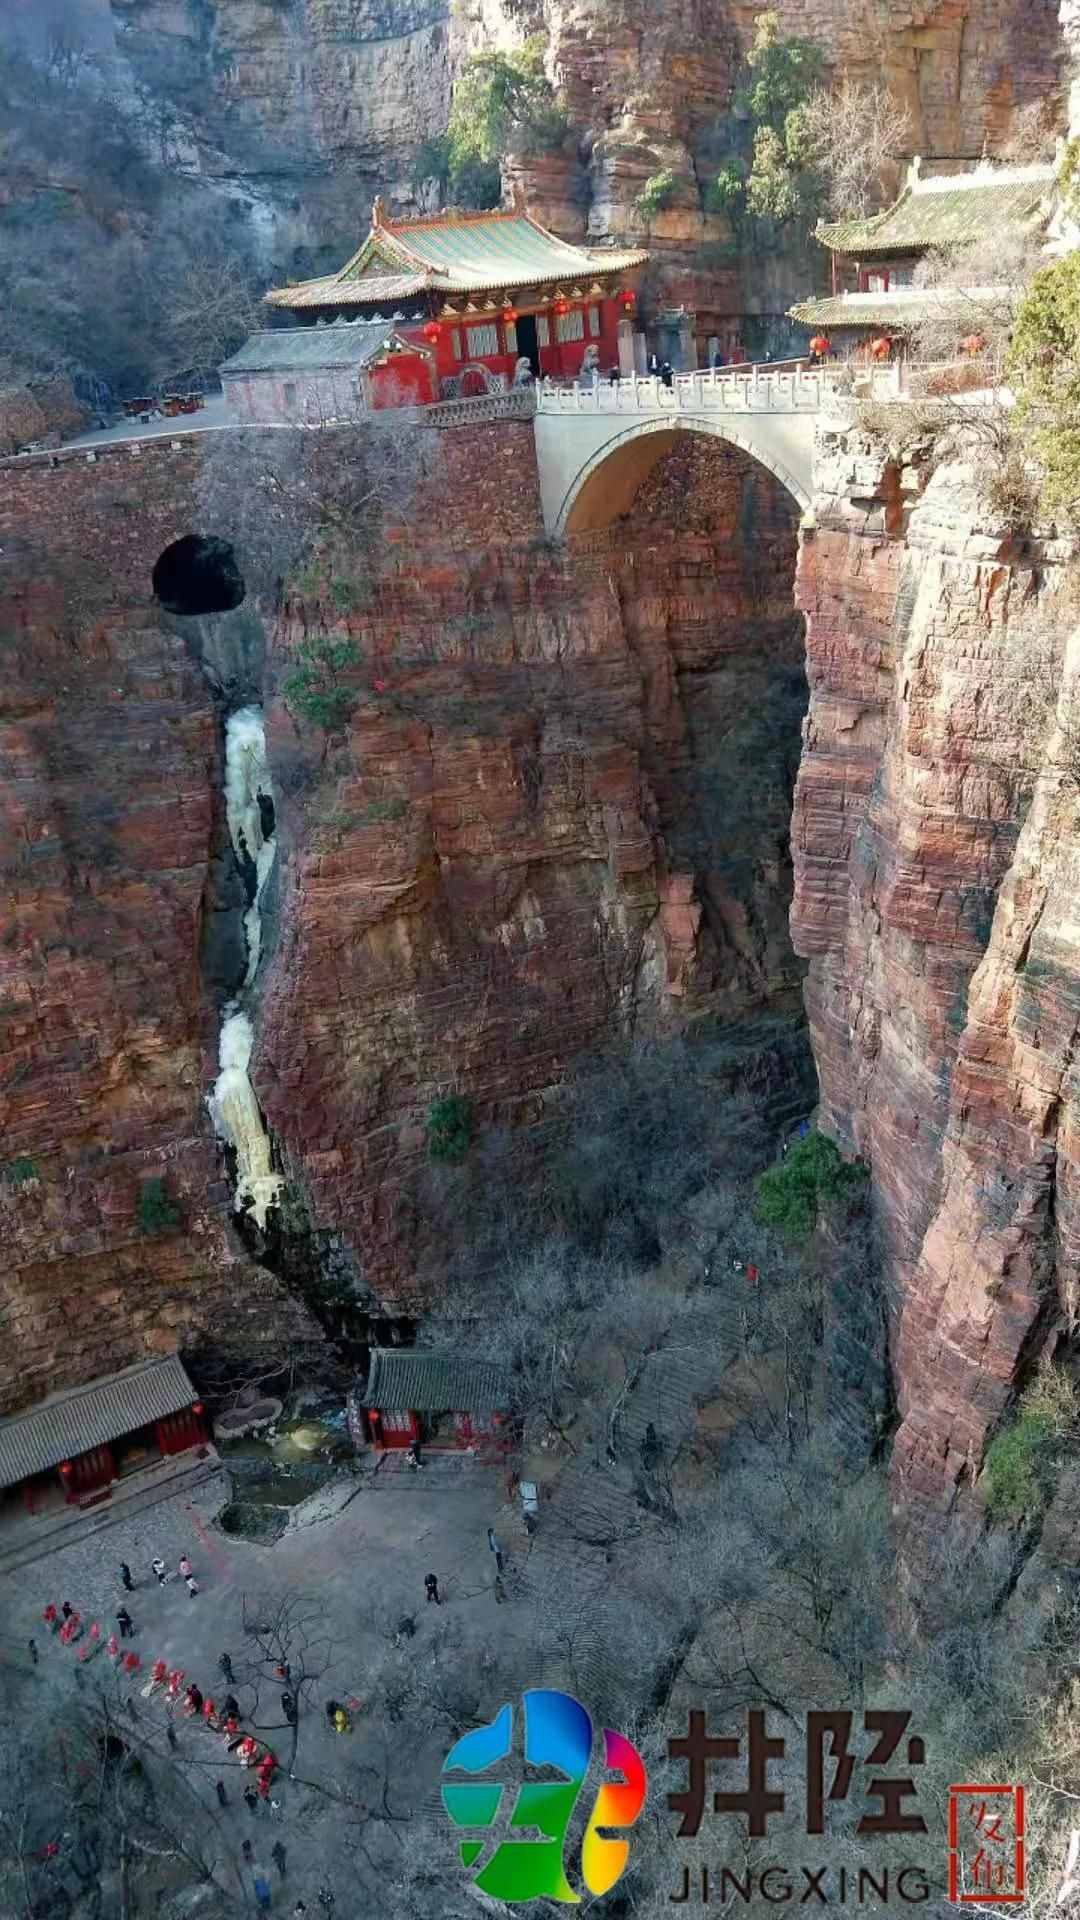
361, 1348, 509, 1413
219, 324, 415, 376
0, 1354, 197, 1489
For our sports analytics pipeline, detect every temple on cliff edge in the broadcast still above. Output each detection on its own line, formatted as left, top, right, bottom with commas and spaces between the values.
789, 154, 1057, 354
252, 189, 647, 412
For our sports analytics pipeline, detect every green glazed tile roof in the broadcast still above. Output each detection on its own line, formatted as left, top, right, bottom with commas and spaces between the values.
816, 165, 1054, 257
267, 208, 647, 309
790, 294, 946, 329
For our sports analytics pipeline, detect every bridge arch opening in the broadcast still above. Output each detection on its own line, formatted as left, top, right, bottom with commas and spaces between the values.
554, 417, 810, 537
152, 535, 246, 617
562, 430, 809, 1018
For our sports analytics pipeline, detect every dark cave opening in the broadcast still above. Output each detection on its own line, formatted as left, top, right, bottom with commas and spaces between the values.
152, 534, 246, 616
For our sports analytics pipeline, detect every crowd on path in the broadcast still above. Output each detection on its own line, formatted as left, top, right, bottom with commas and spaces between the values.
21, 1505, 515, 1912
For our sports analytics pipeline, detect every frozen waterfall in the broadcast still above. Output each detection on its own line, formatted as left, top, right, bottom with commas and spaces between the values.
224, 704, 277, 986
207, 706, 282, 1231
209, 1007, 283, 1230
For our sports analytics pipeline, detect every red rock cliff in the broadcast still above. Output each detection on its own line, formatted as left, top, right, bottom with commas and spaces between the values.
792, 429, 1080, 1511
255, 423, 807, 1300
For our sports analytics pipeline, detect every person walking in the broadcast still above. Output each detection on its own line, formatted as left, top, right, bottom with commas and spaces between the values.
424, 1572, 440, 1605
28, 1638, 38, 1666
61, 1602, 73, 1622
215, 1780, 228, 1808
219, 1652, 235, 1685
316, 1890, 334, 1916
242, 1839, 254, 1865
166, 1724, 178, 1751
660, 360, 674, 390
244, 1786, 259, 1815
151, 1557, 167, 1586
487, 1528, 505, 1573
185, 1574, 200, 1598
272, 1841, 287, 1879
119, 1563, 134, 1593
254, 1873, 272, 1913
116, 1607, 134, 1640
292, 1905, 307, 1918
224, 1693, 241, 1721
281, 1692, 297, 1726
178, 1555, 192, 1581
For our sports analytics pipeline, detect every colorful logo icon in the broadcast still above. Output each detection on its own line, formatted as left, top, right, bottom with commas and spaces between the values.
441, 1688, 646, 1904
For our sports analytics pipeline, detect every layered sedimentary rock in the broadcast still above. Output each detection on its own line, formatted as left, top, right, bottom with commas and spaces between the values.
255, 423, 806, 1300
792, 424, 1080, 1511
0, 422, 806, 1389
490, 0, 1063, 337
0, 442, 321, 1414
20, 0, 1059, 349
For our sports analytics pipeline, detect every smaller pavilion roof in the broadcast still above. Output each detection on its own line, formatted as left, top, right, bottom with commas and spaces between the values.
0, 1354, 198, 1490
361, 1348, 509, 1413
220, 323, 420, 376
816, 157, 1055, 258
267, 198, 647, 311
790, 284, 1018, 332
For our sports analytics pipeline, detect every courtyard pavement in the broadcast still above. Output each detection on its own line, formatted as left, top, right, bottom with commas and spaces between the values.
0, 1462, 526, 1911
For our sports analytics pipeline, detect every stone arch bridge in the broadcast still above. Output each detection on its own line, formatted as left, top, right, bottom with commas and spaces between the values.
532, 364, 870, 534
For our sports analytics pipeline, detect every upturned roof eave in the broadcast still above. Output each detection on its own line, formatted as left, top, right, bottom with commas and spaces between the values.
265, 246, 648, 310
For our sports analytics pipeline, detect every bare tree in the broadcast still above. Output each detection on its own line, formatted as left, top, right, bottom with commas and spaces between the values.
166, 256, 267, 384
798, 79, 911, 220
239, 1588, 334, 1775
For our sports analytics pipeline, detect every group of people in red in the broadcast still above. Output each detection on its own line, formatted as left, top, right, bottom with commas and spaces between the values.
40, 1578, 278, 1800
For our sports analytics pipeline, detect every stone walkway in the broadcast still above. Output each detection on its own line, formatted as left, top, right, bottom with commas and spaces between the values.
0, 1465, 522, 1910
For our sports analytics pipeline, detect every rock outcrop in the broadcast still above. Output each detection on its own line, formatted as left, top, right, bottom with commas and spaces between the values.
792, 421, 1080, 1513
255, 423, 807, 1300
0, 421, 807, 1394
0, 441, 322, 1413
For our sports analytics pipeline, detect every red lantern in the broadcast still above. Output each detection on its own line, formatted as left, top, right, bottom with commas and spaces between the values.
59, 1461, 72, 1478
502, 306, 518, 324
553, 297, 570, 316
620, 289, 636, 309
421, 321, 441, 344
809, 335, 830, 356
192, 1401, 203, 1416
869, 335, 891, 361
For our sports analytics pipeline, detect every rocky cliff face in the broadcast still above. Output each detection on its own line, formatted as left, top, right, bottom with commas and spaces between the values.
0, 441, 322, 1414
32, 0, 1062, 341
792, 424, 1080, 1513
0, 421, 807, 1400
255, 423, 808, 1301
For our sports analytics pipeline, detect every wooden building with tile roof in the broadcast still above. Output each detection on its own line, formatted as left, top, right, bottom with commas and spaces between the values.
264, 191, 648, 396
790, 155, 1056, 349
356, 1347, 511, 1452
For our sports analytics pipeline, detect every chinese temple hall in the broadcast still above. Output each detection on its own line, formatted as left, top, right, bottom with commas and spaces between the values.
263, 190, 648, 396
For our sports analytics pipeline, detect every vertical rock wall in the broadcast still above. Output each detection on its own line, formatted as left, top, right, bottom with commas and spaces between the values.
792, 425, 1080, 1511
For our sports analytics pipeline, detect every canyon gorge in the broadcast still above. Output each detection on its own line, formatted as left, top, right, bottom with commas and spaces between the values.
3, 385, 1080, 1530
3, 0, 1080, 1538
